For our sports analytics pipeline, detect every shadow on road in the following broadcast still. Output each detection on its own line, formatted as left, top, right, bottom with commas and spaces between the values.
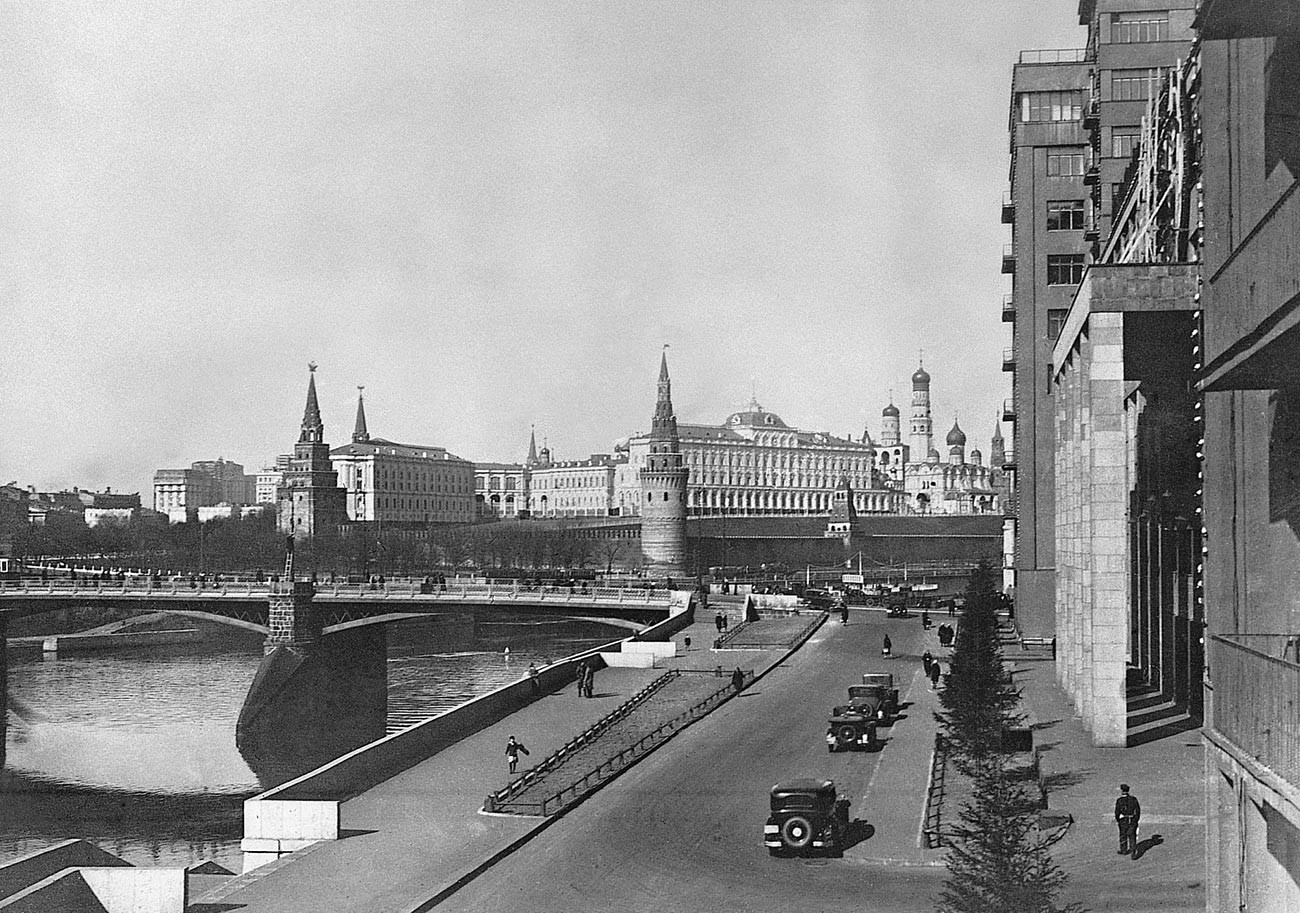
1132, 834, 1165, 860
841, 819, 876, 852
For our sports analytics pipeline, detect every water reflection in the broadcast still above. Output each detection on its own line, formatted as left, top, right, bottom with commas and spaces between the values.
1, 611, 621, 870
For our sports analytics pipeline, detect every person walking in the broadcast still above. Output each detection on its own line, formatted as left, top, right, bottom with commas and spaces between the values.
929, 660, 941, 690
527, 663, 541, 696
583, 662, 595, 698
731, 667, 745, 693
575, 660, 588, 697
505, 736, 529, 774
1115, 784, 1141, 858
715, 612, 724, 634
721, 613, 729, 632
922, 650, 933, 676
882, 634, 892, 659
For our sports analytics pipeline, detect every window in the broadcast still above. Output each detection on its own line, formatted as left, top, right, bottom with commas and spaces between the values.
1020, 91, 1084, 122
1111, 68, 1163, 101
1046, 200, 1085, 231
1047, 309, 1069, 340
1047, 254, 1086, 285
1111, 126, 1141, 159
1111, 11, 1169, 44
1047, 149, 1086, 177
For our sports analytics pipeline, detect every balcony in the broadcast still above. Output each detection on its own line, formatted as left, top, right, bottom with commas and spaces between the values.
1001, 294, 1015, 323
1001, 348, 1016, 372
1083, 162, 1100, 186
1017, 48, 1088, 65
1001, 193, 1015, 224
1002, 398, 1016, 422
1208, 634, 1300, 785
1001, 244, 1016, 275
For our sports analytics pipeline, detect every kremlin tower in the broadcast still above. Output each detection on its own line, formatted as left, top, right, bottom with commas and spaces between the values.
638, 350, 689, 577
276, 364, 348, 542
909, 357, 934, 459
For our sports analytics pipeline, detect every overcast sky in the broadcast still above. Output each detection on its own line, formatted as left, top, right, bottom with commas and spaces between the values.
1, 1, 1083, 497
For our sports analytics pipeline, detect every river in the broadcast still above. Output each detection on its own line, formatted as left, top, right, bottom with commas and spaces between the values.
0, 610, 624, 872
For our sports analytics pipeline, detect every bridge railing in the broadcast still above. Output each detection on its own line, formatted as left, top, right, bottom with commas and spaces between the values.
0, 577, 677, 606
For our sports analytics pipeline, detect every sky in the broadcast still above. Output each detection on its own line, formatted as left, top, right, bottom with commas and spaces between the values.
0, 1, 1084, 498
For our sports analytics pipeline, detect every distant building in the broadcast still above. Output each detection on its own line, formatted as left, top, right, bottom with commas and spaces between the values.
255, 455, 291, 505
329, 388, 475, 525
153, 469, 216, 522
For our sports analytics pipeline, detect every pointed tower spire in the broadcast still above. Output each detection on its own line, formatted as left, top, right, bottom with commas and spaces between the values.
300, 362, 324, 444
352, 386, 369, 443
653, 346, 678, 439
527, 425, 539, 466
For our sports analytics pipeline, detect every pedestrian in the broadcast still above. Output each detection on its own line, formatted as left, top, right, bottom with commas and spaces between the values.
684, 635, 692, 652
527, 663, 541, 696
731, 667, 745, 693
922, 650, 933, 675
948, 600, 956, 617
715, 612, 724, 633
575, 660, 588, 696
921, 609, 931, 630
929, 660, 941, 690
505, 736, 529, 774
1115, 784, 1141, 858
882, 634, 892, 659
721, 614, 729, 632
840, 601, 849, 625
583, 662, 595, 698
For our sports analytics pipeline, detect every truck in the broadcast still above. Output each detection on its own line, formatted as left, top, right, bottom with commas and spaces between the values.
763, 779, 852, 856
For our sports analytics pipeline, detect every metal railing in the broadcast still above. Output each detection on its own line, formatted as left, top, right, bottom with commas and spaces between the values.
485, 670, 752, 816
716, 613, 824, 650
922, 734, 949, 848
0, 578, 673, 606
1209, 634, 1300, 785
1018, 48, 1087, 65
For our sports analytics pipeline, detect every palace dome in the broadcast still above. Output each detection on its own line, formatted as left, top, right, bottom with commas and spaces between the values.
726, 398, 789, 429
946, 421, 967, 447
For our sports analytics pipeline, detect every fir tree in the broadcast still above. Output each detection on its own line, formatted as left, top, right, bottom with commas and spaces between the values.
935, 559, 1022, 771
938, 759, 1084, 913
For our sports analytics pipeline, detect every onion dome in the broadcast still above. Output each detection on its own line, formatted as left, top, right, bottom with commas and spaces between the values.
946, 420, 966, 447
927, 448, 940, 463
882, 402, 900, 418
911, 364, 931, 387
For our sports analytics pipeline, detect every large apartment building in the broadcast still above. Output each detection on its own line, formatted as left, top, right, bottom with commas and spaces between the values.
1005, 1, 1196, 639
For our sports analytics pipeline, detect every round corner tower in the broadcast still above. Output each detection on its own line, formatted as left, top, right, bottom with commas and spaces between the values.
639, 351, 689, 577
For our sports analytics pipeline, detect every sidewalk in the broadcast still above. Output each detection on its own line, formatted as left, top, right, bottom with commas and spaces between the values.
192, 613, 820, 913
848, 628, 1206, 913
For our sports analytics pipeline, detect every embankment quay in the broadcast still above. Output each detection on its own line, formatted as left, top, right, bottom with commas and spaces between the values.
180, 601, 1205, 913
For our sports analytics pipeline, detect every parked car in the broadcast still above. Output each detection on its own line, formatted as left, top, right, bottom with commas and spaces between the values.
826, 709, 878, 752
763, 779, 852, 857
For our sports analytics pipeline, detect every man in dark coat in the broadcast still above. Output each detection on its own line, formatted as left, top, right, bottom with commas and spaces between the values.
505, 736, 529, 774
731, 667, 745, 693
1115, 784, 1141, 857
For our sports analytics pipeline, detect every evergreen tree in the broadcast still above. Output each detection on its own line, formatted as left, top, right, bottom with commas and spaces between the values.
935, 559, 1022, 770
938, 759, 1084, 913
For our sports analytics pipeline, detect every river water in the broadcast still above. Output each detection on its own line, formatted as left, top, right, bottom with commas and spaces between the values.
0, 611, 623, 872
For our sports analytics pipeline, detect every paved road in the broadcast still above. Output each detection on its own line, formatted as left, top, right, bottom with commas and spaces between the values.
446, 612, 947, 913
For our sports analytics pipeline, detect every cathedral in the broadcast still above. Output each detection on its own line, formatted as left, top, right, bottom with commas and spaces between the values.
875, 360, 1008, 516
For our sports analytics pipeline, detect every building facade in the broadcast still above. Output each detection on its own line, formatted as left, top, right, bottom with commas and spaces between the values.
330, 390, 475, 525
1194, 3, 1300, 908
1006, 1, 1196, 637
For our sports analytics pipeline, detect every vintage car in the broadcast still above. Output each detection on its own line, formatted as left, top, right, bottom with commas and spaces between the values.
826, 708, 878, 752
763, 779, 852, 856
860, 673, 901, 718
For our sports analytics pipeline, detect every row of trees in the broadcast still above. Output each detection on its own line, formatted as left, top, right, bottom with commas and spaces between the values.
935, 560, 1083, 913
11, 512, 639, 578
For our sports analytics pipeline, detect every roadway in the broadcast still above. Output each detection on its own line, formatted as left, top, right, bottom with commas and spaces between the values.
444, 611, 946, 913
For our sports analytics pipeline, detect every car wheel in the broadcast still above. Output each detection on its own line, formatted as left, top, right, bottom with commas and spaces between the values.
780, 815, 814, 851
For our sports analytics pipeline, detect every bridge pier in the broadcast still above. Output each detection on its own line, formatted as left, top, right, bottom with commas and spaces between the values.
237, 582, 387, 789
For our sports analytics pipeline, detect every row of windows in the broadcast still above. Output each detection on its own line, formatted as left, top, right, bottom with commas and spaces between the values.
1047, 254, 1086, 286
1112, 67, 1165, 101
1047, 150, 1086, 177
1020, 90, 1084, 123
1047, 199, 1085, 231
1111, 12, 1170, 45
